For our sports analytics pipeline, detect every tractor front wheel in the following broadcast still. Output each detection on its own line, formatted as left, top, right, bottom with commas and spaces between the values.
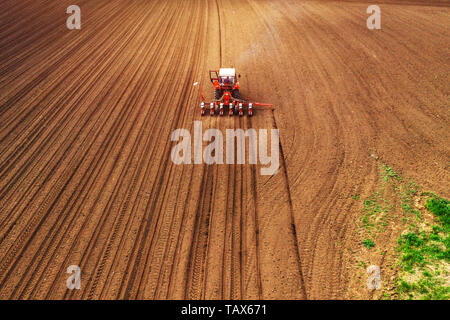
232, 89, 240, 99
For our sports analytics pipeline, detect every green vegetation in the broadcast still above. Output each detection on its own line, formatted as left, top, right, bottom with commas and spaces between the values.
361, 191, 393, 231
396, 271, 449, 300
425, 196, 449, 230
355, 162, 449, 300
397, 230, 448, 271
382, 164, 401, 182
362, 239, 375, 249
395, 194, 449, 300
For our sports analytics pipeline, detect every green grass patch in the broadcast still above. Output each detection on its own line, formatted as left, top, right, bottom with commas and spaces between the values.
396, 271, 450, 300
362, 239, 375, 249
425, 196, 449, 230
356, 162, 449, 300
397, 231, 448, 271
382, 164, 402, 182
395, 194, 449, 300
361, 191, 393, 231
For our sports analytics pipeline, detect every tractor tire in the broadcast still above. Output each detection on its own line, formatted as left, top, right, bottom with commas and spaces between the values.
215, 89, 221, 100
232, 89, 240, 99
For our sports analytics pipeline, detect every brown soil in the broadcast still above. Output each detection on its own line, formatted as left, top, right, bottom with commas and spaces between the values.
0, 0, 448, 299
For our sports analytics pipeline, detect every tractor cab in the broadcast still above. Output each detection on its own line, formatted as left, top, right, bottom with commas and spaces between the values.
209, 68, 237, 88
218, 68, 236, 86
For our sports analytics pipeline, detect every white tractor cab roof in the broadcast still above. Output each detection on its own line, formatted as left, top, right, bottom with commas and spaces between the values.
219, 68, 236, 77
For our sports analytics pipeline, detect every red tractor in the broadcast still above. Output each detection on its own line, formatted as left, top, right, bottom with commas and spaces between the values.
197, 68, 272, 116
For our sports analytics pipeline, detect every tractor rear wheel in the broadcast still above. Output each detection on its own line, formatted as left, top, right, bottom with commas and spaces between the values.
215, 89, 221, 100
232, 89, 240, 99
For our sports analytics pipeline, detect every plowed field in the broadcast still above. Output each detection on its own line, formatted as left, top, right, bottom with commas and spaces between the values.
0, 0, 448, 299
